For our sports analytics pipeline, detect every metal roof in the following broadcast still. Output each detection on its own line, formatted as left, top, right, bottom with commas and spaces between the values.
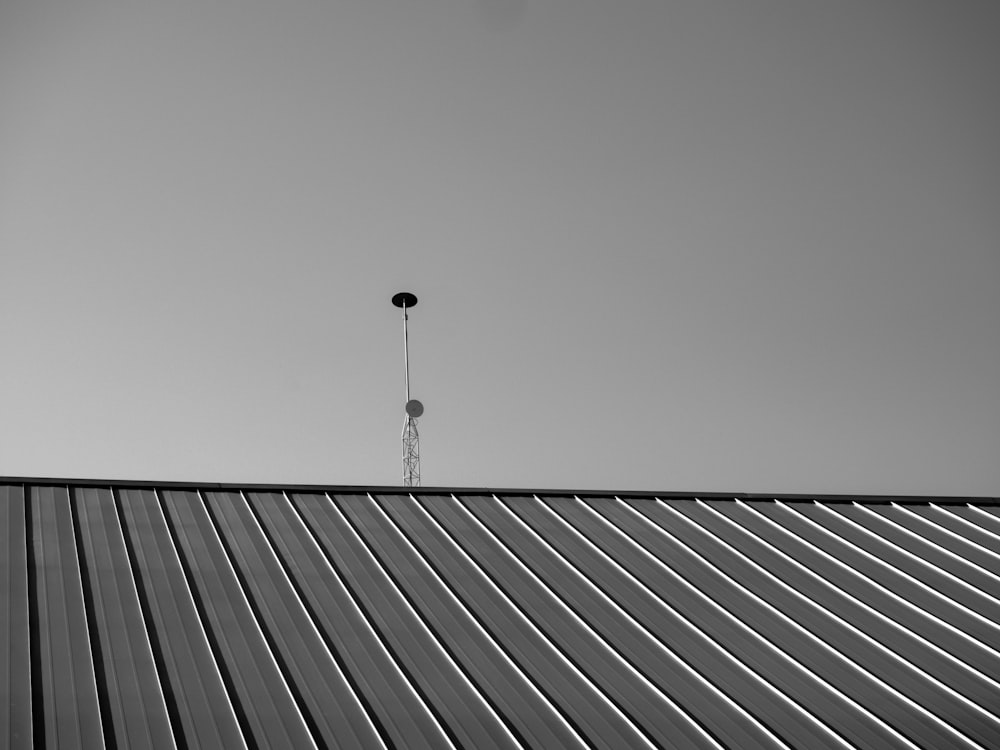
2, 480, 999, 749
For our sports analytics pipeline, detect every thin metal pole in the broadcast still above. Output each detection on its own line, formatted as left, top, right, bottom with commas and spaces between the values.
393, 291, 420, 487
402, 302, 410, 402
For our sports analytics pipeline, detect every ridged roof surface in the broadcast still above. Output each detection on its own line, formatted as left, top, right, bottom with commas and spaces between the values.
2, 480, 999, 749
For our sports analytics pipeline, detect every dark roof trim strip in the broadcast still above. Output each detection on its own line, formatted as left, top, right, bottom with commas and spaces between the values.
1, 477, 996, 505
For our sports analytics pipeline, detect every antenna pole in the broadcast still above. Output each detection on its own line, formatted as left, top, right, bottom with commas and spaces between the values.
402, 301, 410, 402
392, 292, 421, 487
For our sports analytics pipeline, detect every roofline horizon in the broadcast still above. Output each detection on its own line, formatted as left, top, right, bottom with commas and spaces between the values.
0, 475, 996, 505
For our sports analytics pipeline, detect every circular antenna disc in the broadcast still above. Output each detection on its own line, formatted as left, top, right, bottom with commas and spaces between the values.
392, 292, 418, 308
405, 399, 424, 418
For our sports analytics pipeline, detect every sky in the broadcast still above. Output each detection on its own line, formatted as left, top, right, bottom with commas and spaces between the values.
1, 0, 998, 496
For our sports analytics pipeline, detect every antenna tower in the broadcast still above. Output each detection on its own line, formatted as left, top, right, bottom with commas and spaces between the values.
392, 292, 423, 486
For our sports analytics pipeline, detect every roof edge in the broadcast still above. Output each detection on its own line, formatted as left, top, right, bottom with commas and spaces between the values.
0, 476, 996, 505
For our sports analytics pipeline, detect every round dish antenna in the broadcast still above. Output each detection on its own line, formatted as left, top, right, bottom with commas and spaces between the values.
392, 292, 418, 309
405, 399, 424, 418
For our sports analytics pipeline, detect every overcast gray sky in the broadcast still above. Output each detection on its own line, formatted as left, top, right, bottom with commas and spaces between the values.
2, 1, 998, 495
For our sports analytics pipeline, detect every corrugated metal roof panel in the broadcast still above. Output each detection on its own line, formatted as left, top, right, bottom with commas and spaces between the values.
117, 488, 246, 749
1, 485, 31, 747
3, 481, 999, 749
74, 488, 174, 750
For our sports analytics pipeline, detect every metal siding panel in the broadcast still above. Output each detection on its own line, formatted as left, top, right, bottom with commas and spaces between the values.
336, 494, 533, 747
1, 485, 31, 747
908, 506, 1000, 568
753, 502, 1000, 655
670, 499, 1000, 720
249, 492, 449, 750
819, 505, 993, 616
158, 490, 315, 749
705, 500, 1000, 674
7, 479, 999, 750
205, 492, 385, 750
74, 488, 175, 750
445, 494, 780, 750
626, 498, 1000, 749
572, 497, 940, 748
507, 495, 892, 750
843, 504, 1000, 599
30, 485, 104, 749
350, 493, 590, 750
386, 493, 662, 750
117, 489, 246, 749
802, 503, 1000, 633
963, 507, 1000, 537
295, 492, 514, 750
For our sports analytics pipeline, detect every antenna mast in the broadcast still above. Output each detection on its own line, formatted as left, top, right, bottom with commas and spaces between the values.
392, 292, 422, 486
